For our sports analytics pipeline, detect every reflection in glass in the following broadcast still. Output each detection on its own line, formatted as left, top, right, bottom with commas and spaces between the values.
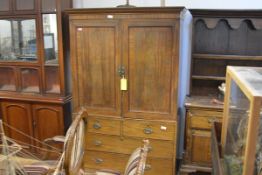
42, 14, 58, 64
0, 67, 16, 91
21, 68, 40, 93
0, 19, 37, 62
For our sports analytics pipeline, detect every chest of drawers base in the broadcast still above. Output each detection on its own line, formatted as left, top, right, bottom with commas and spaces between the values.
84, 116, 177, 175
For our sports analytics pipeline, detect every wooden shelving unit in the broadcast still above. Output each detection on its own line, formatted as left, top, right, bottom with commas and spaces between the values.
182, 9, 262, 174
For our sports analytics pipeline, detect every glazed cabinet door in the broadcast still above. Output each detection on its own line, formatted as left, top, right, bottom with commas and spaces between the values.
0, 0, 11, 14
189, 130, 211, 165
70, 19, 121, 118
122, 20, 179, 120
32, 104, 64, 143
1, 101, 34, 146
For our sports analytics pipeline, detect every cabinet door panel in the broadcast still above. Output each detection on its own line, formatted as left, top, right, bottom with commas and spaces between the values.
123, 20, 179, 119
70, 20, 121, 117
1, 101, 33, 146
32, 104, 64, 143
14, 0, 36, 12
190, 130, 211, 165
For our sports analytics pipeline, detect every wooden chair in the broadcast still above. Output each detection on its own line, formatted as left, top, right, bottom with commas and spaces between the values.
0, 108, 88, 175
124, 139, 150, 175
83, 140, 150, 175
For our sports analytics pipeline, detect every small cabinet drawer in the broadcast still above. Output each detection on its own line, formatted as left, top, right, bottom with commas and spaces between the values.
188, 110, 222, 129
86, 133, 174, 158
144, 158, 173, 175
190, 116, 222, 130
87, 117, 121, 136
123, 119, 176, 141
84, 151, 128, 173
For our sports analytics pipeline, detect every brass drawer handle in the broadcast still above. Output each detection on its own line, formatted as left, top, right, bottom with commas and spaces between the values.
145, 164, 151, 171
93, 140, 102, 146
144, 127, 153, 134
94, 158, 103, 164
93, 122, 101, 129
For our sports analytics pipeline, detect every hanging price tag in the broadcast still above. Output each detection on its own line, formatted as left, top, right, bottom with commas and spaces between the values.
120, 77, 127, 91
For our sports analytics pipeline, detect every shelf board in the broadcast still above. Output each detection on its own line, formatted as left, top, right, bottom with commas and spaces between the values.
193, 54, 262, 61
192, 75, 225, 81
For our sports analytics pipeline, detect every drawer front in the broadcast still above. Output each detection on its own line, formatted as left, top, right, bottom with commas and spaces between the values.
86, 133, 174, 158
84, 151, 174, 175
84, 151, 128, 173
123, 119, 176, 141
87, 117, 121, 136
144, 158, 174, 175
188, 110, 222, 130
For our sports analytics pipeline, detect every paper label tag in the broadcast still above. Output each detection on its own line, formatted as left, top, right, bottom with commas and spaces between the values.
120, 78, 127, 91
160, 126, 167, 131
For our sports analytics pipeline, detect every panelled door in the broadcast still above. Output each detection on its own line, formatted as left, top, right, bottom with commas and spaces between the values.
70, 19, 122, 118
1, 101, 34, 146
122, 20, 179, 120
71, 18, 179, 120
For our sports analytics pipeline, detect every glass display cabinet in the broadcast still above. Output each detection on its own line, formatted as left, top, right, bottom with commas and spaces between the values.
221, 66, 262, 175
0, 0, 72, 154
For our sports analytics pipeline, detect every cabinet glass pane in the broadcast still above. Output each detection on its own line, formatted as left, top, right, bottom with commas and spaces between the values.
255, 107, 262, 175
45, 66, 60, 93
15, 0, 35, 11
0, 67, 16, 91
42, 0, 56, 12
42, 14, 58, 64
21, 68, 40, 93
224, 80, 250, 175
0, 19, 37, 62
0, 0, 10, 12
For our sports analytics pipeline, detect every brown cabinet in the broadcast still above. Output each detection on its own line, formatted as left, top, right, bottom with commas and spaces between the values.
0, 0, 72, 146
1, 100, 68, 149
182, 97, 223, 172
67, 7, 187, 175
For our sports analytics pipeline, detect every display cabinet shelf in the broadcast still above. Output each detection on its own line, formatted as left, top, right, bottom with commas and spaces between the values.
193, 54, 262, 61
192, 75, 225, 81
